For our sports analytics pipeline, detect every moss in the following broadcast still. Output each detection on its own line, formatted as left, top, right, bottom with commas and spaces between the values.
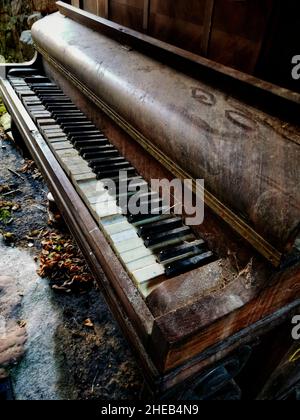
0, 99, 6, 117
0, 208, 11, 224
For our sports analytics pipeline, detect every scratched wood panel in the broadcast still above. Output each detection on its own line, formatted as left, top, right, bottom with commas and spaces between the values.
78, 0, 107, 16
148, 0, 207, 55
82, 0, 98, 14
208, 0, 273, 73
97, 0, 108, 17
71, 0, 80, 7
109, 0, 144, 31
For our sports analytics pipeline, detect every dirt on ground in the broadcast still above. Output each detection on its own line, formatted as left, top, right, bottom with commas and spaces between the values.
0, 115, 143, 400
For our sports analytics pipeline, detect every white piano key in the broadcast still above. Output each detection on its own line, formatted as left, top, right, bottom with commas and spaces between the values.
45, 132, 67, 140
27, 105, 46, 111
68, 164, 92, 176
110, 228, 137, 244
120, 246, 152, 264
51, 141, 74, 151
77, 179, 107, 198
72, 172, 96, 182
56, 149, 79, 159
37, 118, 57, 126
103, 220, 134, 236
113, 237, 145, 254
132, 264, 165, 284
99, 215, 127, 227
41, 124, 62, 131
137, 280, 164, 298
127, 255, 158, 272
91, 202, 122, 219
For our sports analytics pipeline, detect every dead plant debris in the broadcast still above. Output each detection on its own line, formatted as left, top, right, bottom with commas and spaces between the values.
18, 159, 42, 180
0, 200, 21, 225
38, 231, 94, 294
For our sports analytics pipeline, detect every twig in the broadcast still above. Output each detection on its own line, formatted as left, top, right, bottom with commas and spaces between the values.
7, 168, 26, 182
2, 189, 21, 197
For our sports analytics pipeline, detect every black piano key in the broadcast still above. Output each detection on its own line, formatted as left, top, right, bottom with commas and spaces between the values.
36, 91, 63, 95
61, 118, 93, 125
40, 96, 68, 101
116, 176, 144, 187
96, 167, 136, 180
94, 162, 134, 173
54, 113, 85, 120
42, 98, 73, 104
90, 158, 130, 170
137, 196, 163, 209
30, 82, 57, 86
128, 206, 170, 224
87, 156, 127, 166
79, 145, 115, 156
46, 104, 76, 110
31, 85, 63, 93
71, 133, 106, 143
24, 77, 51, 84
74, 139, 109, 149
144, 226, 193, 248
68, 130, 104, 140
114, 177, 145, 192
47, 105, 78, 111
38, 93, 66, 97
64, 124, 95, 132
61, 122, 93, 130
157, 240, 206, 263
88, 155, 125, 166
138, 217, 182, 237
165, 251, 214, 277
86, 149, 120, 160
67, 129, 99, 138
55, 116, 89, 124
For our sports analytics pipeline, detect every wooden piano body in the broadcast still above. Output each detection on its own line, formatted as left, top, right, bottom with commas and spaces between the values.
1, 2, 300, 398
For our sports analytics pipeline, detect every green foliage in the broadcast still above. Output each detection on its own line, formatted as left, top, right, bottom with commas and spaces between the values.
0, 99, 6, 116
0, 208, 11, 224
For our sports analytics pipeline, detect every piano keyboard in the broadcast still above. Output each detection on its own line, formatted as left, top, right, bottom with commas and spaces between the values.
9, 73, 215, 296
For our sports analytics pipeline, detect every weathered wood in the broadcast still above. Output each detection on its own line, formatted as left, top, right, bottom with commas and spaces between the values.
74, 0, 274, 75
152, 264, 300, 372
33, 11, 300, 262
110, 0, 144, 31
143, 0, 150, 32
200, 0, 215, 56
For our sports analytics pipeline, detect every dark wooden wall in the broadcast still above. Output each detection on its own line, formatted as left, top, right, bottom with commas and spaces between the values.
69, 0, 300, 91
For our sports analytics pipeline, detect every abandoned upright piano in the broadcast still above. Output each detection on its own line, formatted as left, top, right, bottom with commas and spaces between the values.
1, 2, 300, 399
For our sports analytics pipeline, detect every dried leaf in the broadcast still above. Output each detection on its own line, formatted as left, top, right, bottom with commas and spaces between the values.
18, 320, 27, 328
83, 319, 94, 328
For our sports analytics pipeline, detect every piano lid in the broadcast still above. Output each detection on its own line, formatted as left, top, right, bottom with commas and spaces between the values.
31, 11, 300, 264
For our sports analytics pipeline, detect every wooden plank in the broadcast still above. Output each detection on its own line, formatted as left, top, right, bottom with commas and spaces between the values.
149, 0, 207, 55
200, 0, 215, 56
208, 0, 274, 73
83, 0, 98, 14
104, 0, 109, 19
109, 0, 144, 31
143, 0, 150, 32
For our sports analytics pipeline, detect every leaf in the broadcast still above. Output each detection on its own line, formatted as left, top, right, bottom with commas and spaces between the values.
83, 319, 94, 328
18, 320, 27, 328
